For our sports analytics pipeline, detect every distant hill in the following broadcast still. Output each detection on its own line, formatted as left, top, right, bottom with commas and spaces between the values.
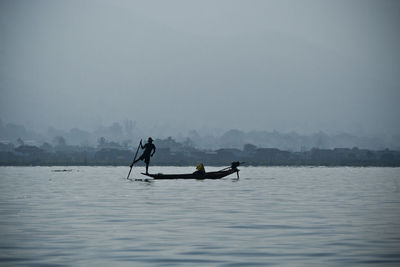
1, 119, 399, 152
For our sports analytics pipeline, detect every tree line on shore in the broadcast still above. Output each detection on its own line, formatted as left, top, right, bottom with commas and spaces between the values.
1, 136, 399, 167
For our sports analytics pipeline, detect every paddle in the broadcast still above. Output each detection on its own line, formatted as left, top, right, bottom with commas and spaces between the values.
127, 139, 142, 179
236, 162, 246, 179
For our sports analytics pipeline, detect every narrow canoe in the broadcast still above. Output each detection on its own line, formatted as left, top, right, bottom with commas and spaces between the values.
141, 168, 239, 180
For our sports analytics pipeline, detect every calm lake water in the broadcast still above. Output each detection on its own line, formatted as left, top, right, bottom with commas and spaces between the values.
1, 166, 400, 266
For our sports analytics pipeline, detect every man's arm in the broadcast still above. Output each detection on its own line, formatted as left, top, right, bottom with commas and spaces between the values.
151, 145, 156, 156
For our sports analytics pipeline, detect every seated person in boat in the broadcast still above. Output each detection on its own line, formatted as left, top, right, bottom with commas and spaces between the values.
131, 137, 156, 174
193, 163, 206, 175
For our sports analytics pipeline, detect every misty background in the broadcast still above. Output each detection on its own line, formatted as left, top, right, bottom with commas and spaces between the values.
1, 0, 399, 149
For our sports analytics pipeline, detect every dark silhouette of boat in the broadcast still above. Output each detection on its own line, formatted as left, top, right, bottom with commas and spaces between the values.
141, 162, 241, 180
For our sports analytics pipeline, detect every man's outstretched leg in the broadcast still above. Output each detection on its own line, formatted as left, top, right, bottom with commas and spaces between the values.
130, 158, 140, 168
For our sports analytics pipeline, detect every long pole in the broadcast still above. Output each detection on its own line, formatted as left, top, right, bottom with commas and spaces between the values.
127, 139, 142, 179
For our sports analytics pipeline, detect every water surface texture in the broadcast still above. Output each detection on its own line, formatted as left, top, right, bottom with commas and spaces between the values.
1, 166, 400, 266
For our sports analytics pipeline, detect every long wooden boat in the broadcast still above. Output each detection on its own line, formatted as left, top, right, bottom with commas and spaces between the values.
141, 167, 239, 180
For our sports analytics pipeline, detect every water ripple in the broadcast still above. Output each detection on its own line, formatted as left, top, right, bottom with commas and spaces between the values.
0, 166, 399, 266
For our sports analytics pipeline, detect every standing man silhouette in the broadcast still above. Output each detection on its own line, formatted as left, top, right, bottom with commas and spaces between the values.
131, 137, 156, 174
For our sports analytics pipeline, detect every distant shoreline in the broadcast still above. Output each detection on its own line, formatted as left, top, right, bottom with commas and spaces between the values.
1, 163, 399, 167
1, 146, 399, 167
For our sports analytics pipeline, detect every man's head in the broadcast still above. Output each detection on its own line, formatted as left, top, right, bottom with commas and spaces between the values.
148, 137, 153, 143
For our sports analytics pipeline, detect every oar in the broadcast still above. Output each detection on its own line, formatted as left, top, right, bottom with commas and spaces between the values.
237, 162, 245, 179
235, 162, 245, 179
127, 139, 142, 179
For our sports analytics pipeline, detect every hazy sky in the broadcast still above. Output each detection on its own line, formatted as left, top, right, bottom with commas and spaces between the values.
1, 0, 399, 135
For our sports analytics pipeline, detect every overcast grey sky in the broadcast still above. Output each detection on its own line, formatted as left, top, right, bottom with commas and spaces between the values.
1, 0, 399, 135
